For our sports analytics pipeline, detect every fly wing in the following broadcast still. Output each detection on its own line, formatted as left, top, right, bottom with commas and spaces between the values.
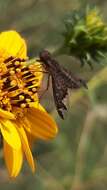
61, 68, 88, 89
51, 68, 87, 119
52, 75, 68, 119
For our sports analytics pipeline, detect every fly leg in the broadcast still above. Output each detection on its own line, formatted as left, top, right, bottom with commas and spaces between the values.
38, 74, 50, 100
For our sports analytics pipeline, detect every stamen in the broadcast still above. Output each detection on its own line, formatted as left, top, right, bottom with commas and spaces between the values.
4, 56, 14, 63
10, 80, 17, 86
19, 95, 25, 100
20, 103, 26, 108
1, 72, 10, 79
16, 68, 21, 73
22, 71, 32, 77
9, 70, 15, 75
0, 57, 40, 111
15, 61, 20, 66
8, 86, 19, 92
26, 98, 31, 103
32, 87, 37, 92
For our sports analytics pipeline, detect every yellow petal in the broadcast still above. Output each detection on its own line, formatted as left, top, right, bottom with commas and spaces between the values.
17, 125, 35, 172
0, 108, 15, 120
37, 104, 46, 112
0, 120, 21, 150
0, 30, 27, 60
23, 108, 58, 140
3, 140, 23, 178
30, 102, 46, 112
26, 131, 35, 148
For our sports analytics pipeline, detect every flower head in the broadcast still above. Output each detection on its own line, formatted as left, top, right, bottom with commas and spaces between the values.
0, 30, 58, 178
62, 7, 107, 68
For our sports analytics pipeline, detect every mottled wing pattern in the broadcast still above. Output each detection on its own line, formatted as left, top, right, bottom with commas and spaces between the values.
51, 68, 87, 119
62, 67, 87, 89
52, 74, 68, 119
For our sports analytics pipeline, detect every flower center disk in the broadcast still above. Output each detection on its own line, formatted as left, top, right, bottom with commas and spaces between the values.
0, 57, 39, 112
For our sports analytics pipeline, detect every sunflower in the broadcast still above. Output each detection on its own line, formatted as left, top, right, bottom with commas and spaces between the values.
0, 30, 58, 178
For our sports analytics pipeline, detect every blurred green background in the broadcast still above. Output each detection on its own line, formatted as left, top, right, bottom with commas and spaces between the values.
1, 0, 107, 189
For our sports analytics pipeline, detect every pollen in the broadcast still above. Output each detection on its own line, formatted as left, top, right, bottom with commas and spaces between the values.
16, 68, 21, 73
10, 70, 15, 75
26, 98, 31, 103
19, 95, 24, 100
10, 80, 17, 86
0, 57, 40, 112
21, 103, 26, 108
15, 61, 20, 66
32, 87, 37, 92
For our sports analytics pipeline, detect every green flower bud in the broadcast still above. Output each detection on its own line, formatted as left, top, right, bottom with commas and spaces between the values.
62, 7, 107, 68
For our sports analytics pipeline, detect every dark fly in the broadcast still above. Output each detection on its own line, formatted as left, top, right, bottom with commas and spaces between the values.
38, 50, 88, 119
